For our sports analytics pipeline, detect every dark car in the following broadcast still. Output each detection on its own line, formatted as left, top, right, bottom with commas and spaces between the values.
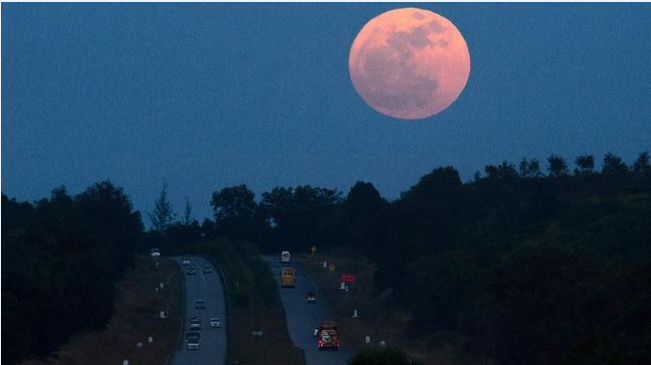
187, 267, 196, 275
195, 300, 206, 309
203, 266, 212, 273
210, 317, 222, 328
186, 332, 200, 350
306, 292, 316, 303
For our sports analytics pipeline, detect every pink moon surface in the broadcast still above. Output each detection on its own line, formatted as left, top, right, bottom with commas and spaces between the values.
349, 8, 471, 120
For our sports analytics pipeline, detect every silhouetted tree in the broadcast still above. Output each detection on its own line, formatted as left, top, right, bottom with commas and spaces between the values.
2, 182, 143, 365
183, 197, 192, 225
484, 162, 517, 180
342, 182, 388, 250
547, 155, 569, 177
602, 152, 628, 175
211, 184, 256, 221
574, 154, 595, 175
632, 151, 650, 173
519, 158, 542, 178
149, 182, 175, 232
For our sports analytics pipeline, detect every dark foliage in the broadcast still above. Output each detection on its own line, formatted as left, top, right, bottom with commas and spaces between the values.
348, 348, 425, 365
2, 182, 143, 365
215, 151, 650, 365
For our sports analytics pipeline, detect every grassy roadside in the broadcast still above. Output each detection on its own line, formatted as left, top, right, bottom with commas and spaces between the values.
297, 248, 493, 365
19, 255, 183, 365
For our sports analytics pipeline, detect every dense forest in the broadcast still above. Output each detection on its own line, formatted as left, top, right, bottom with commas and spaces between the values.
1, 181, 143, 365
3, 151, 650, 365
198, 151, 651, 365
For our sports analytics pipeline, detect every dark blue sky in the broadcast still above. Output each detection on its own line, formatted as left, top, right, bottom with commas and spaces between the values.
3, 3, 650, 223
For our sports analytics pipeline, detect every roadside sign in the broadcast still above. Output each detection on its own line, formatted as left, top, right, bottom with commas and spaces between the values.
341, 274, 356, 283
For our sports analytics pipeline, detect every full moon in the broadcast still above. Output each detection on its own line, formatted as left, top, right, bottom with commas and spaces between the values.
349, 8, 470, 120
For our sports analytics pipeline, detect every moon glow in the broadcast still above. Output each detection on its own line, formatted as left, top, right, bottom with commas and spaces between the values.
349, 8, 471, 120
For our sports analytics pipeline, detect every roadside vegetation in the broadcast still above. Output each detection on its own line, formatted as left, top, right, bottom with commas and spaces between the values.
2, 182, 143, 365
196, 151, 651, 365
18, 256, 182, 365
3, 150, 650, 365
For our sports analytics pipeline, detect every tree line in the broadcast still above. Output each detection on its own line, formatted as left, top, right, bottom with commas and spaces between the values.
2, 181, 143, 365
3, 151, 650, 365
194, 151, 650, 365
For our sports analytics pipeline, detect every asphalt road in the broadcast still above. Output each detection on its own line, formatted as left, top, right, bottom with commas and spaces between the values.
171, 256, 227, 365
265, 256, 355, 365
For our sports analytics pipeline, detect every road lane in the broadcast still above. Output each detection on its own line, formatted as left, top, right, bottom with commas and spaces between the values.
171, 256, 227, 365
264, 256, 355, 365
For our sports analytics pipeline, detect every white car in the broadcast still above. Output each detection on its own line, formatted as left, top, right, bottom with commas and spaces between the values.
150, 248, 160, 257
190, 316, 201, 330
182, 257, 190, 266
209, 317, 222, 328
186, 332, 200, 350
281, 251, 291, 263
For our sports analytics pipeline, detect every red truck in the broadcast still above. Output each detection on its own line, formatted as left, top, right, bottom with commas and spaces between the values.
316, 321, 340, 351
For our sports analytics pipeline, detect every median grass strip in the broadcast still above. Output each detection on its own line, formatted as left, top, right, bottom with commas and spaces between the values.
170, 238, 305, 365
209, 253, 303, 365
19, 256, 183, 365
227, 305, 304, 365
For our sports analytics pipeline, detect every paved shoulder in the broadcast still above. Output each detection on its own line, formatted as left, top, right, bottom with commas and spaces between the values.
264, 255, 354, 365
171, 256, 227, 365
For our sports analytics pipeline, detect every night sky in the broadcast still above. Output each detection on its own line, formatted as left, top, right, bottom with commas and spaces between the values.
2, 3, 650, 223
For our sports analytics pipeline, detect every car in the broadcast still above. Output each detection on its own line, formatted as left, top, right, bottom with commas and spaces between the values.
190, 316, 201, 330
182, 257, 191, 266
281, 250, 291, 263
150, 248, 160, 257
187, 267, 196, 275
185, 332, 200, 350
203, 266, 212, 274
306, 292, 316, 304
195, 300, 206, 309
209, 317, 222, 328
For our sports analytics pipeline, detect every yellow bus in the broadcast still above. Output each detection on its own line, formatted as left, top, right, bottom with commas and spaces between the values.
281, 267, 296, 288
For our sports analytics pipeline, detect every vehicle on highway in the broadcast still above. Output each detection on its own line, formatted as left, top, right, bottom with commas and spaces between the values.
190, 316, 201, 330
195, 300, 206, 309
280, 267, 296, 288
150, 248, 160, 257
316, 321, 340, 351
182, 257, 191, 266
210, 317, 222, 328
186, 332, 200, 350
203, 265, 212, 273
306, 292, 316, 303
187, 267, 196, 275
280, 250, 291, 263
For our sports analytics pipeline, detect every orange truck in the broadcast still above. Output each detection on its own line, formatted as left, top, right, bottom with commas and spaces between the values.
316, 321, 340, 350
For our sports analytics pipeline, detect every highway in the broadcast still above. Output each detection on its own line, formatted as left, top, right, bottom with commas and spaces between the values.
171, 256, 227, 365
265, 256, 355, 365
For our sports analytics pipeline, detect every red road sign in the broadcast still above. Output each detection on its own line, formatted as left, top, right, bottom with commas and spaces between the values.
341, 274, 356, 283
